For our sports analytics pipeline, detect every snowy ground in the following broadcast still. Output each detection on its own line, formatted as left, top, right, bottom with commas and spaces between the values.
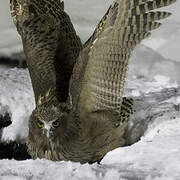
1, 131, 180, 180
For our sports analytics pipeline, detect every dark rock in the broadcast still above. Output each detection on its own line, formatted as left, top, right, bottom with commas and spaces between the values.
0, 113, 12, 129
0, 112, 31, 160
0, 141, 31, 160
0, 52, 27, 68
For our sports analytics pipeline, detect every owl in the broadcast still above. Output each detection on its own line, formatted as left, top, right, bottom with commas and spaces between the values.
10, 0, 175, 164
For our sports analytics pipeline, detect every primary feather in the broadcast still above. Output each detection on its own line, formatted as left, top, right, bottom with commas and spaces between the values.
73, 0, 175, 113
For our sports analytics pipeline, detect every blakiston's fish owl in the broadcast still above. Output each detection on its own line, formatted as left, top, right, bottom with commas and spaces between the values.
10, 0, 175, 163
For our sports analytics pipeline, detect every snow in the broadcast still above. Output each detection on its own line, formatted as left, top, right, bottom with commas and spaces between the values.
128, 45, 180, 83
0, 67, 34, 142
103, 134, 180, 179
153, 75, 170, 86
1, 66, 180, 179
0, 118, 180, 179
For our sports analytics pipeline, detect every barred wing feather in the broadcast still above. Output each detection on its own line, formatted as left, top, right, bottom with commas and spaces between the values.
10, 0, 82, 103
76, 0, 175, 113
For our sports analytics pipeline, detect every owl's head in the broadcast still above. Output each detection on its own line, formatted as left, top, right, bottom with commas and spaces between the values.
28, 88, 73, 140
30, 104, 69, 140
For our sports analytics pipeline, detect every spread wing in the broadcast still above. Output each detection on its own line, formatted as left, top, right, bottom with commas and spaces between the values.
70, 0, 175, 113
10, 0, 82, 103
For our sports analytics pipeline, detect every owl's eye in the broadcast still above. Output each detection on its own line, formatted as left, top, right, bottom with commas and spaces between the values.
37, 121, 44, 128
52, 121, 60, 128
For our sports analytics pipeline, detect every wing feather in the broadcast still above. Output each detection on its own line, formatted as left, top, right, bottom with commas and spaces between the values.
10, 0, 82, 103
71, 0, 176, 113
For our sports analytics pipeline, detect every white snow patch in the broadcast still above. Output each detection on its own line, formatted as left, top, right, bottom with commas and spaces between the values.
0, 67, 34, 141
143, 113, 180, 141
154, 75, 170, 86
1, 176, 25, 180
131, 90, 140, 97
176, 96, 180, 104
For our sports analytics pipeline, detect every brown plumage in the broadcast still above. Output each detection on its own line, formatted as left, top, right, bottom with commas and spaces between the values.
10, 0, 175, 164
10, 0, 82, 102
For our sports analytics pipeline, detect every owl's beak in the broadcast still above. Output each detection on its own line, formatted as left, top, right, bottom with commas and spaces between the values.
43, 129, 53, 139
43, 125, 53, 139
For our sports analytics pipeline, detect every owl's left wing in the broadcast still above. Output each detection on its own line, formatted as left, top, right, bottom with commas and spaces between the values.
70, 0, 176, 114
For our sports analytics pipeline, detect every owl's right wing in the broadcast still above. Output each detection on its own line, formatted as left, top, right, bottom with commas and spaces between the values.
70, 0, 176, 114
10, 0, 82, 103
